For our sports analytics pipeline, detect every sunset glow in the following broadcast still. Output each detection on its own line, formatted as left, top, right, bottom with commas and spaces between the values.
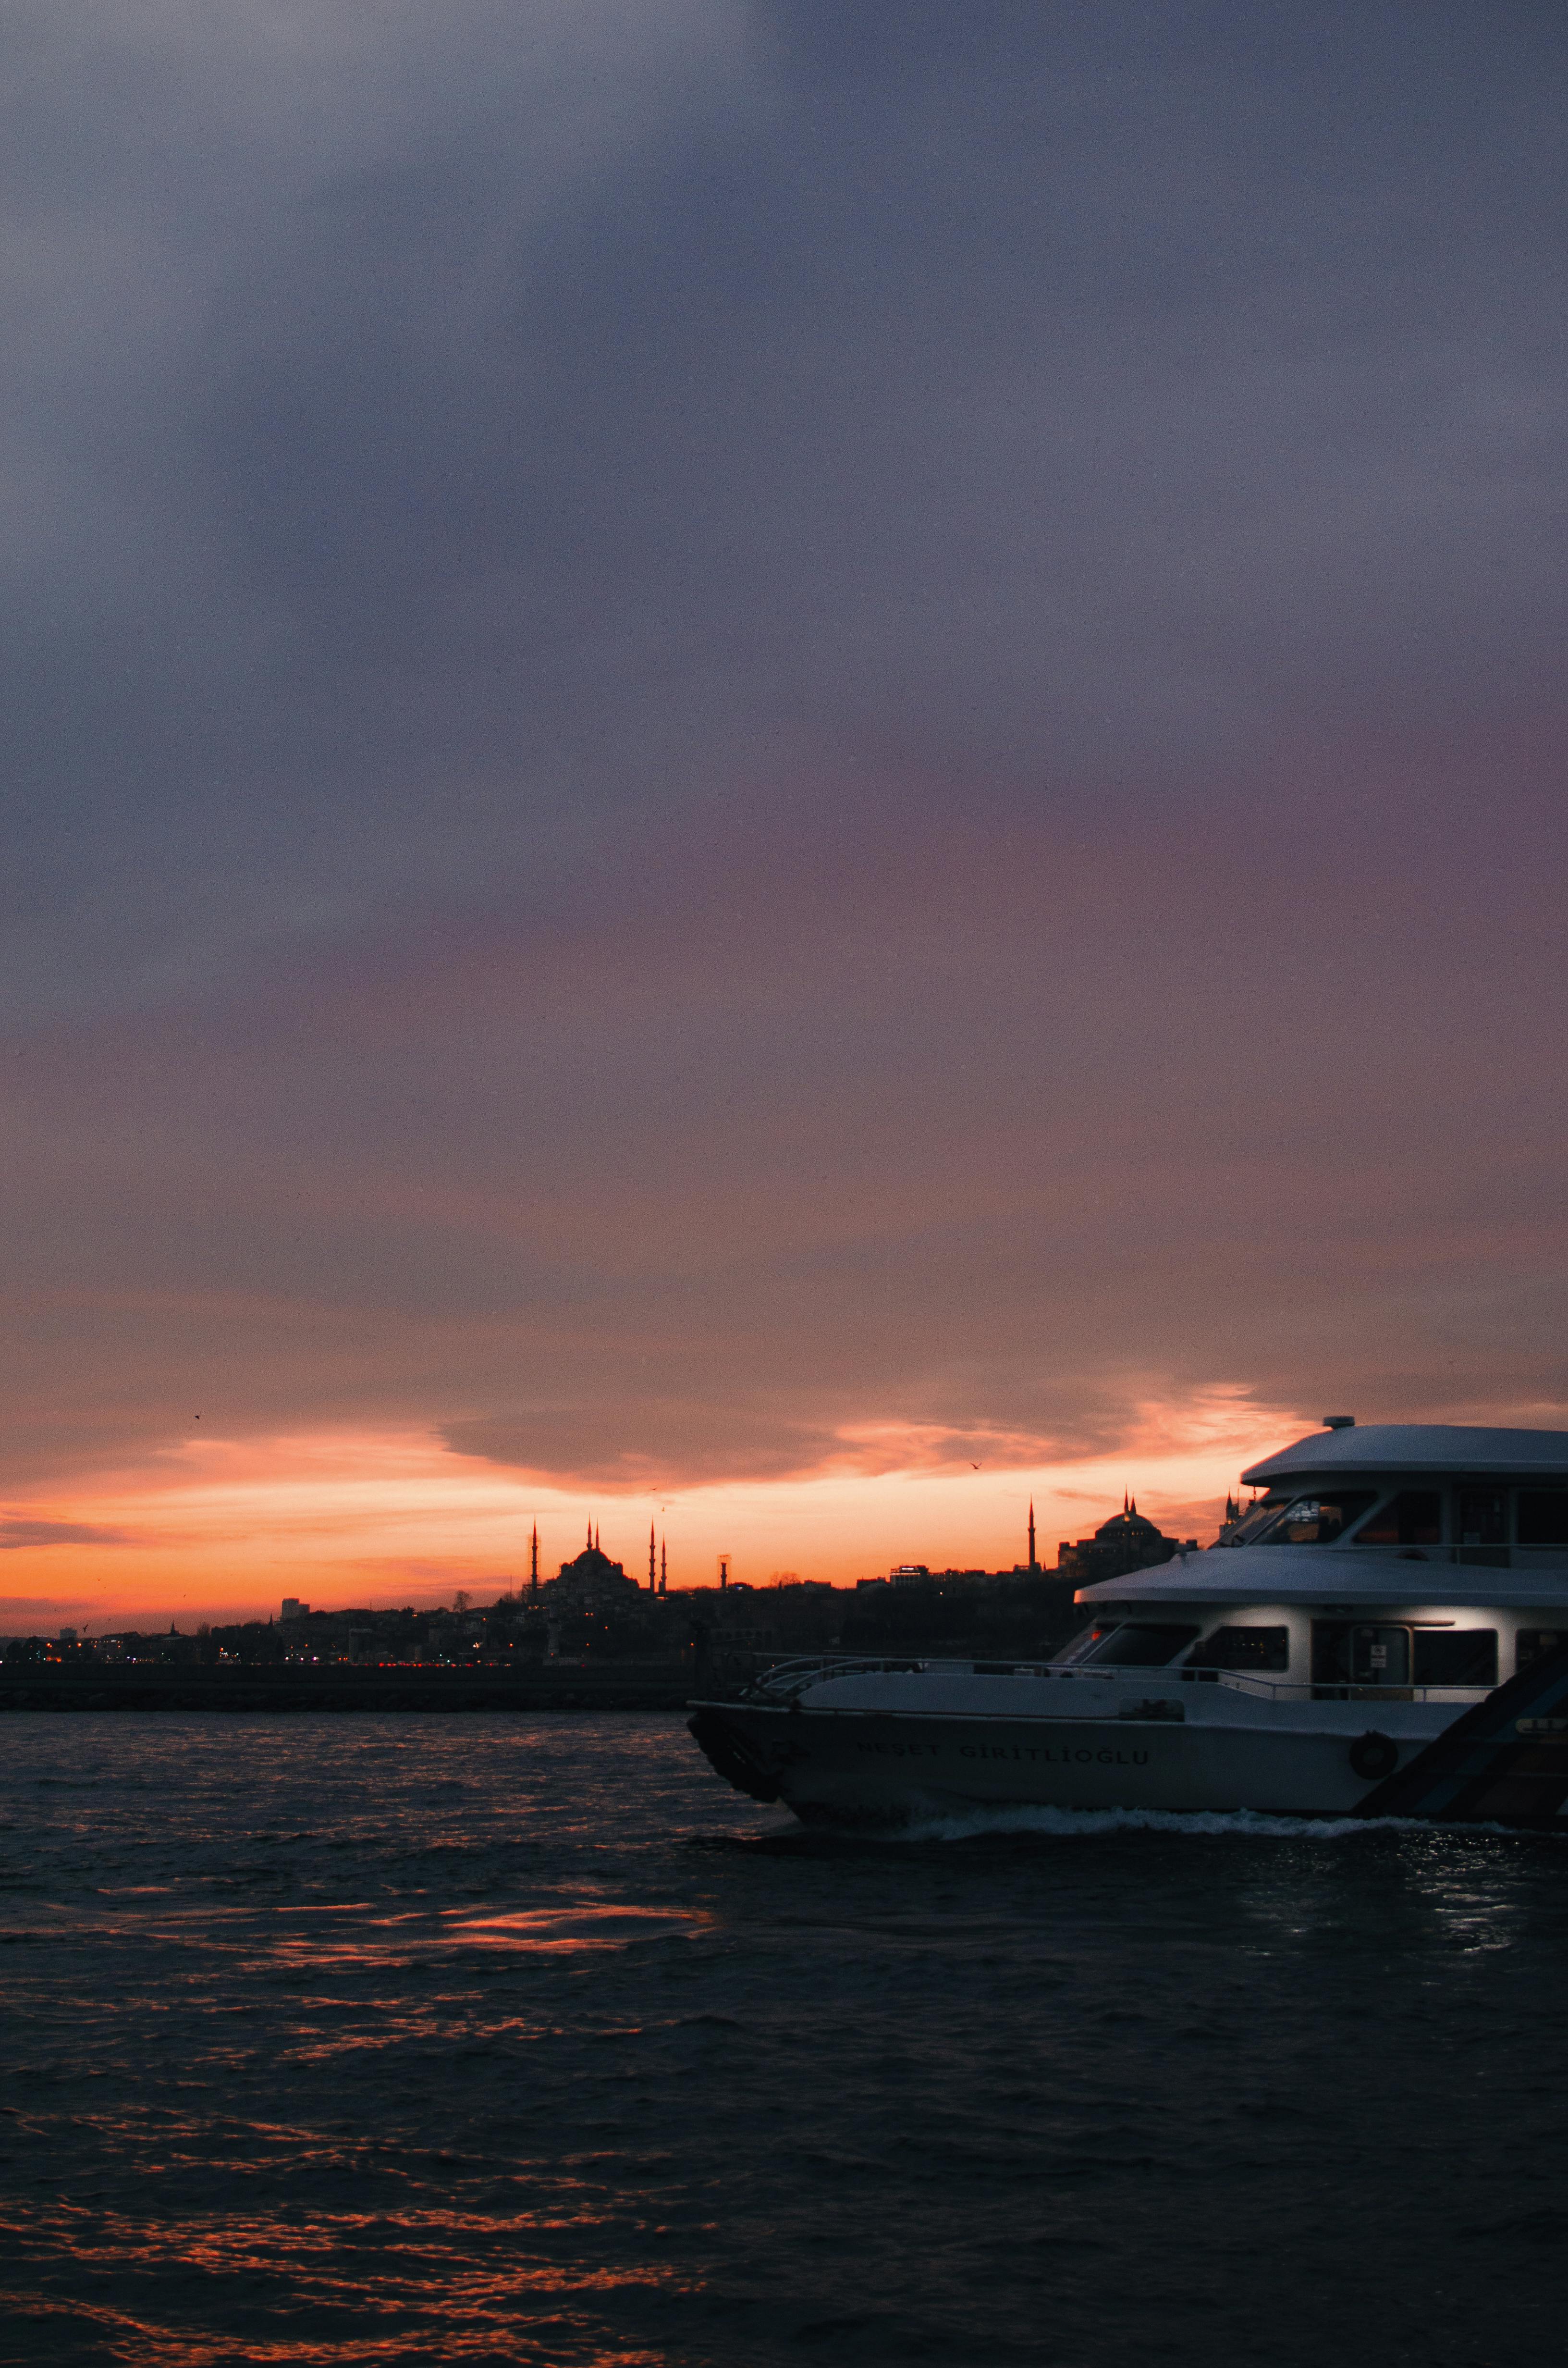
0, 1388, 1308, 1628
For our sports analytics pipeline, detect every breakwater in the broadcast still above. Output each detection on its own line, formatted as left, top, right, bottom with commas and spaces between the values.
0, 1662, 693, 1713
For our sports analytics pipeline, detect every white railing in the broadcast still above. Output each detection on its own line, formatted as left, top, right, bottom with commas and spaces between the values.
1180, 1671, 1489, 1705
738, 1653, 1492, 1708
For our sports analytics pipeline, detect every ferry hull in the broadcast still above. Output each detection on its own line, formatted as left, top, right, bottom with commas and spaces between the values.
689, 1702, 1412, 1823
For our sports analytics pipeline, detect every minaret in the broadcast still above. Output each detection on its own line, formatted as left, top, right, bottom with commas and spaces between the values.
649, 1521, 657, 1591
660, 1537, 667, 1595
1028, 1499, 1037, 1571
530, 1523, 539, 1591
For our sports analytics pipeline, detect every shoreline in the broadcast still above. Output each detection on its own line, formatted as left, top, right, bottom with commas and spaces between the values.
0, 1665, 694, 1714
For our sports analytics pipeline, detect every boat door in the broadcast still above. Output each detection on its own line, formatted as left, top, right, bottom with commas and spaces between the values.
1350, 1625, 1410, 1686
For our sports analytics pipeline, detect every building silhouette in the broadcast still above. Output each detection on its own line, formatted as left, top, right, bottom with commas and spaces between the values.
1056, 1495, 1197, 1585
547, 1528, 644, 1614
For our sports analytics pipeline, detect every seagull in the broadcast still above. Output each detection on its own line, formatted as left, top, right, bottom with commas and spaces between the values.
970, 1462, 980, 1469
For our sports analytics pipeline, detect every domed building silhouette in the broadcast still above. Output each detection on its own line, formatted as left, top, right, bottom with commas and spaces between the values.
1056, 1495, 1197, 1585
546, 1527, 645, 1612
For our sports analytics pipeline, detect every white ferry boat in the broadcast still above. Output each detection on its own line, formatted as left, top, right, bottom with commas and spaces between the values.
688, 1422, 1568, 1826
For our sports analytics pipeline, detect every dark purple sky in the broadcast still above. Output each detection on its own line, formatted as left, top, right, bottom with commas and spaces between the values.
3, 1, 1566, 1565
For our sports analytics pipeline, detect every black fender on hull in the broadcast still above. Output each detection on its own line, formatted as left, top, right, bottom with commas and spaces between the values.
1348, 1730, 1399, 1782
687, 1708, 782, 1803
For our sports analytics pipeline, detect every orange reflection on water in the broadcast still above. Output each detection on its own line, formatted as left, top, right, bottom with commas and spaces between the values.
262, 1899, 706, 1971
443, 1904, 701, 1952
0, 2197, 700, 2364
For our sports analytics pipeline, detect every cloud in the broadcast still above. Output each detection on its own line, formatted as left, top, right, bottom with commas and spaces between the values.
442, 1403, 1090, 1492
3, 752, 1568, 1497
0, 0, 1563, 1013
0, 1517, 132, 1549
0, 3, 1564, 1547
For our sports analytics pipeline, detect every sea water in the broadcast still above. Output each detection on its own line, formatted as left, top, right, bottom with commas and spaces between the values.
0, 1713, 1565, 2366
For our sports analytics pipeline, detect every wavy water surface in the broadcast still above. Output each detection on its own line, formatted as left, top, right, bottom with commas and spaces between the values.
1, 1714, 1565, 2365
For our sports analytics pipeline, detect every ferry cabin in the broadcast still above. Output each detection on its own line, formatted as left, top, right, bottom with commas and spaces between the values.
1066, 1429, 1568, 1702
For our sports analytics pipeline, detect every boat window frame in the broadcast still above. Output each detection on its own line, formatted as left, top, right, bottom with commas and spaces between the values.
1183, 1624, 1290, 1673
1065, 1621, 1203, 1669
1246, 1489, 1380, 1547
1055, 1622, 1118, 1666
1351, 1489, 1445, 1549
1517, 1627, 1568, 1674
1411, 1628, 1497, 1688
1516, 1492, 1568, 1548
1222, 1492, 1294, 1547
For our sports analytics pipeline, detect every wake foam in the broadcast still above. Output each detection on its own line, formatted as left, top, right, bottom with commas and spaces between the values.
884, 1802, 1437, 1844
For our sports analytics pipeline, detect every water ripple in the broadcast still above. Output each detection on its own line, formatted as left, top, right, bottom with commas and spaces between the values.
1, 1713, 1566, 2366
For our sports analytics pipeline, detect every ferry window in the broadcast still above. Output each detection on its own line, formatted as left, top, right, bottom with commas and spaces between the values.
1223, 1495, 1289, 1546
1355, 1491, 1443, 1547
1350, 1625, 1410, 1685
1412, 1630, 1496, 1687
1251, 1492, 1376, 1545
1517, 1629, 1567, 1673
1518, 1494, 1568, 1547
1311, 1623, 1354, 1684
1186, 1626, 1289, 1672
1079, 1623, 1201, 1666
1056, 1625, 1116, 1665
1312, 1621, 1417, 1685
1456, 1488, 1507, 1547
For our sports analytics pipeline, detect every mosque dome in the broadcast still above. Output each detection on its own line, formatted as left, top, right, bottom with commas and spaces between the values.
1094, 1497, 1161, 1542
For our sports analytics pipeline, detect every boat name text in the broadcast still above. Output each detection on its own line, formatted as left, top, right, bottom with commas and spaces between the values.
852, 1740, 1152, 1766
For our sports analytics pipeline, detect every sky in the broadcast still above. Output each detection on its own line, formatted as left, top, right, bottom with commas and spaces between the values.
3, 0, 1566, 1627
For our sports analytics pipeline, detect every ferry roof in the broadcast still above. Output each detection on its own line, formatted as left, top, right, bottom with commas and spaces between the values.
1076, 1546, 1568, 1611
1241, 1423, 1568, 1487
